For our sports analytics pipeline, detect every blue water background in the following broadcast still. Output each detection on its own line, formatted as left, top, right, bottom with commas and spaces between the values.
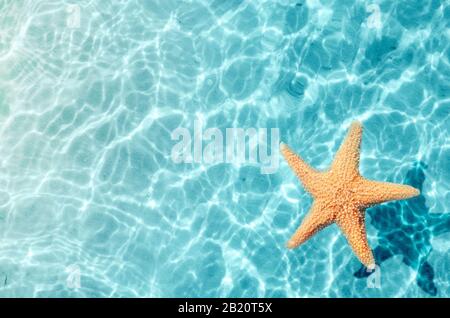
0, 0, 448, 297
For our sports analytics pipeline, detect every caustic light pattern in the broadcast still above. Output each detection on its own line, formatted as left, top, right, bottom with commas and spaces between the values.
0, 0, 449, 297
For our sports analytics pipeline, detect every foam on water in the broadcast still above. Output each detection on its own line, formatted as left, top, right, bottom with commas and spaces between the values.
0, 0, 448, 297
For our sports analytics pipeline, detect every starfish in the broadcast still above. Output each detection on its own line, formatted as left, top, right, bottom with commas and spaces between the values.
280, 121, 420, 268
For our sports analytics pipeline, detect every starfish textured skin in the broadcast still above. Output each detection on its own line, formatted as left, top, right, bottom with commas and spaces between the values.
281, 121, 420, 268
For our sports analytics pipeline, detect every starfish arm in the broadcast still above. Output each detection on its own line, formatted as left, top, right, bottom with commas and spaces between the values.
354, 179, 420, 206
331, 121, 362, 178
287, 202, 334, 249
280, 142, 323, 196
336, 207, 375, 268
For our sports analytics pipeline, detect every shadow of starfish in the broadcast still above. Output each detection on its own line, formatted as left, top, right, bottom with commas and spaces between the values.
354, 161, 450, 296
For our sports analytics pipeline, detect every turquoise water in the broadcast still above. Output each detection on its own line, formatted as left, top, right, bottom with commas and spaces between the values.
0, 0, 449, 297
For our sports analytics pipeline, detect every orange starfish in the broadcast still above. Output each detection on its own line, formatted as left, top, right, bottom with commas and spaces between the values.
281, 121, 420, 268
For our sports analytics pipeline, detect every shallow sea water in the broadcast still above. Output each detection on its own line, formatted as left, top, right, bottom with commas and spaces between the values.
0, 0, 449, 297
